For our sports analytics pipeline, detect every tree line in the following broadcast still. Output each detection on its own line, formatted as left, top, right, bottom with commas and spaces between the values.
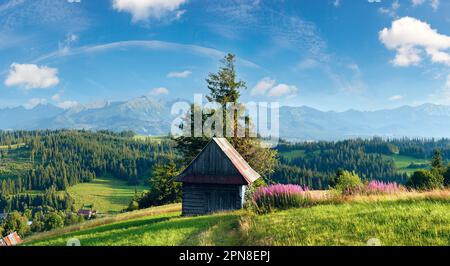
0, 130, 176, 196
272, 137, 450, 189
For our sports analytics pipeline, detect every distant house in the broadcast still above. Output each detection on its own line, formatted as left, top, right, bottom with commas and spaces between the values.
78, 204, 97, 219
0, 232, 22, 246
78, 209, 96, 219
176, 138, 260, 216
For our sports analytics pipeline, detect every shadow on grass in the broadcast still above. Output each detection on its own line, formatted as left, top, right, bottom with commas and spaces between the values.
74, 214, 236, 246
35, 215, 176, 245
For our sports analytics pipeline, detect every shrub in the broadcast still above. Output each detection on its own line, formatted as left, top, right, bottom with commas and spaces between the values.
362, 180, 404, 195
244, 178, 266, 207
44, 212, 64, 231
127, 200, 140, 211
1, 211, 30, 237
444, 166, 450, 187
408, 170, 444, 190
334, 171, 362, 195
252, 184, 310, 214
136, 161, 181, 209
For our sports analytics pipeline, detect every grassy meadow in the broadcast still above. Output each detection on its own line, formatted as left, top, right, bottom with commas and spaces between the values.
67, 176, 148, 214
244, 199, 450, 246
0, 144, 32, 180
384, 154, 430, 175
24, 190, 450, 246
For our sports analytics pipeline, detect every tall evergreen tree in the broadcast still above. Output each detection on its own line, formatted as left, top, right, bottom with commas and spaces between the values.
174, 53, 277, 180
431, 149, 444, 172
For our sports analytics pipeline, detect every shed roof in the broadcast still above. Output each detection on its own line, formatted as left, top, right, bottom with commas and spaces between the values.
176, 138, 261, 185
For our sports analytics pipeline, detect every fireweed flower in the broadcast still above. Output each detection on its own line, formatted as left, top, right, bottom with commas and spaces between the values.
252, 184, 310, 213
363, 180, 403, 195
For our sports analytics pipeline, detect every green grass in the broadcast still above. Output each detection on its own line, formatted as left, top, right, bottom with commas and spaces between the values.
0, 161, 33, 180
243, 199, 450, 246
26, 206, 239, 246
0, 143, 26, 150
384, 154, 430, 174
279, 148, 430, 175
67, 176, 148, 214
133, 135, 169, 144
0, 144, 33, 180
24, 195, 450, 246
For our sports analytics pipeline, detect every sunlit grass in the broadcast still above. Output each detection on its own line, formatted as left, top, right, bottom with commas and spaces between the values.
67, 176, 148, 214
24, 190, 450, 246
23, 204, 181, 244
383, 154, 430, 174
242, 199, 450, 246
26, 207, 239, 246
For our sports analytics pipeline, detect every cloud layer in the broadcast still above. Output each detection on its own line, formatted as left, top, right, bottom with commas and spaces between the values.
4, 63, 59, 89
411, 0, 440, 11
112, 0, 187, 22
379, 17, 450, 66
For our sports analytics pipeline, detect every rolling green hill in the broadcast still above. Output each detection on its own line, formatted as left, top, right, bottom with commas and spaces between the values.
25, 193, 450, 246
67, 176, 148, 214
0, 144, 32, 181
386, 154, 430, 175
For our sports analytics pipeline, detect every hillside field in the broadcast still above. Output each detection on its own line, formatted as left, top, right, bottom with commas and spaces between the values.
67, 176, 148, 214
25, 192, 450, 246
0, 144, 32, 180
387, 155, 430, 174
280, 148, 430, 175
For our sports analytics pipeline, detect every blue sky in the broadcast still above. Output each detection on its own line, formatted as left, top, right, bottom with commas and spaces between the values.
0, 0, 449, 111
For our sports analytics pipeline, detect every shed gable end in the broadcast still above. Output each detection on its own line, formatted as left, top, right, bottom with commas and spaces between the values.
191, 140, 240, 176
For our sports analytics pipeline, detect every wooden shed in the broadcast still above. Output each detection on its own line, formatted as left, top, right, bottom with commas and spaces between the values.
176, 138, 260, 216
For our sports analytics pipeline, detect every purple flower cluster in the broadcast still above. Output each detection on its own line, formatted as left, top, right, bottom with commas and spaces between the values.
253, 184, 309, 202
363, 180, 403, 195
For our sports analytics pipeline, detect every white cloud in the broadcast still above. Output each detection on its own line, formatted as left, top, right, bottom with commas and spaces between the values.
251, 77, 298, 98
67, 0, 81, 3
333, 0, 340, 7
378, 0, 400, 18
24, 98, 47, 109
379, 17, 450, 66
4, 63, 59, 89
58, 33, 79, 55
412, 0, 440, 11
167, 70, 192, 78
51, 92, 62, 101
112, 0, 188, 22
57, 100, 79, 109
35, 40, 259, 69
150, 87, 169, 95
297, 58, 320, 70
251, 77, 276, 96
65, 33, 79, 43
268, 84, 298, 98
430, 0, 440, 11
389, 95, 404, 101
368, 0, 381, 3
412, 0, 426, 6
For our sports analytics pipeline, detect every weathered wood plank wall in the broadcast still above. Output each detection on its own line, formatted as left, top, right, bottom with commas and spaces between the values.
183, 140, 241, 177
182, 184, 246, 216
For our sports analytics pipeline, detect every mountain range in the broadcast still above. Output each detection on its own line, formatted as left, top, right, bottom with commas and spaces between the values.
1, 96, 450, 140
